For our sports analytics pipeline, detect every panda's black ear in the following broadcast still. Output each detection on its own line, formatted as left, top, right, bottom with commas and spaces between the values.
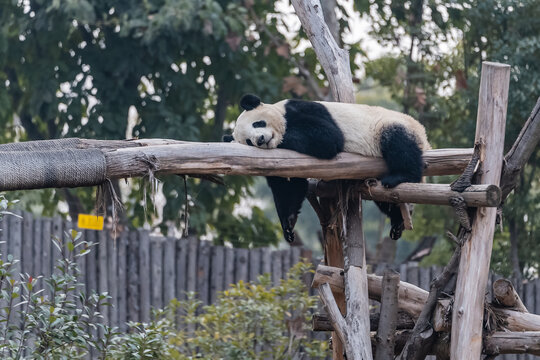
222, 134, 234, 142
240, 94, 261, 111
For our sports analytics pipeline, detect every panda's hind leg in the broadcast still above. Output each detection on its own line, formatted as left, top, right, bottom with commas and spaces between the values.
378, 124, 423, 240
379, 124, 423, 188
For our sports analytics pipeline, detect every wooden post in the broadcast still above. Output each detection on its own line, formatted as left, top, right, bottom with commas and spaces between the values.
451, 61, 510, 360
342, 190, 373, 359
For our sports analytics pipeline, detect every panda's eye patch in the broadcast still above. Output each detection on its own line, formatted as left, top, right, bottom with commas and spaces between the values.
252, 120, 266, 128
245, 139, 254, 146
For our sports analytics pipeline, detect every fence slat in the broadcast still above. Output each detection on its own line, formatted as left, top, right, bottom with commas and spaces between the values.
108, 233, 118, 328
127, 230, 140, 323
32, 218, 42, 288
41, 218, 52, 297
0, 214, 8, 262
290, 246, 301, 267
224, 247, 234, 289
163, 237, 175, 306
98, 231, 109, 328
9, 210, 23, 275
235, 248, 248, 283
197, 241, 210, 305
175, 239, 188, 301
419, 266, 431, 291
261, 248, 271, 276
139, 230, 151, 323
210, 246, 224, 304
85, 230, 97, 295
117, 231, 128, 332
249, 248, 260, 282
186, 237, 198, 294
22, 211, 33, 276
271, 250, 282, 286
151, 238, 163, 310
51, 216, 63, 274
282, 249, 291, 278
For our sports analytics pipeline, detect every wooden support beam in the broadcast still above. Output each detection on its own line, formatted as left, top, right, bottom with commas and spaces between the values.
451, 61, 510, 360
312, 264, 540, 332
493, 278, 528, 312
342, 190, 373, 359
483, 332, 540, 356
359, 182, 500, 207
313, 312, 415, 332
374, 270, 400, 360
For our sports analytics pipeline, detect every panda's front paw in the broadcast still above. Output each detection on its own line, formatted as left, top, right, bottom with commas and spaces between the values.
390, 222, 405, 240
381, 175, 401, 188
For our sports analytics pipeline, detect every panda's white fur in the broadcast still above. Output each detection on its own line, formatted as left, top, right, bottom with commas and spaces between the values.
233, 100, 431, 156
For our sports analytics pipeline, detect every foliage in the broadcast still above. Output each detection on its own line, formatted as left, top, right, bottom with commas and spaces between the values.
0, 1, 362, 247
0, 203, 326, 358
355, 0, 540, 276
171, 261, 328, 360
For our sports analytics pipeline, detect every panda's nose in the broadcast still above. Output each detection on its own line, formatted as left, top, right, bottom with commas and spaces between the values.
257, 135, 265, 146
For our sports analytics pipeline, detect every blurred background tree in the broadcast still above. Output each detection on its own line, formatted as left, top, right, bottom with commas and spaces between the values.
0, 0, 538, 277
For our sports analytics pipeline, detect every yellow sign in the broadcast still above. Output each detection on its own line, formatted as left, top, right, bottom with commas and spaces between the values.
78, 214, 104, 230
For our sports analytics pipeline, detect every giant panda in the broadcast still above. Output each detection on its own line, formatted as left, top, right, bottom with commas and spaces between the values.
223, 94, 431, 243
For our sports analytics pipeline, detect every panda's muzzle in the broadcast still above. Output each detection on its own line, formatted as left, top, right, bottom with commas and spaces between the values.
256, 135, 266, 146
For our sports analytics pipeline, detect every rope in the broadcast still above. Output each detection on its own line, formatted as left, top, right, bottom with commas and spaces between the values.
0, 149, 106, 190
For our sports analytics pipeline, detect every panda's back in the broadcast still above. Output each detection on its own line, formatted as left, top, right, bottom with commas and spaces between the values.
317, 101, 430, 157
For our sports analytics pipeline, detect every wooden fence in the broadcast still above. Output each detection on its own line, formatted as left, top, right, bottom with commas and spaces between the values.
1, 211, 539, 359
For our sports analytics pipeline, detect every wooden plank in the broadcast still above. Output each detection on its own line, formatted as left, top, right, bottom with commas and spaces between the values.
525, 282, 535, 314
8, 210, 23, 275
0, 214, 7, 262
235, 248, 249, 283
260, 248, 272, 276
127, 230, 140, 323
248, 247, 260, 282
223, 247, 235, 289
32, 218, 42, 289
51, 216, 63, 273
406, 265, 419, 287
138, 230, 151, 323
210, 246, 225, 303
186, 237, 198, 294
150, 238, 163, 309
451, 62, 510, 360
97, 230, 109, 328
163, 237, 175, 306
271, 250, 282, 286
281, 249, 290, 279
399, 263, 408, 283
175, 238, 188, 301
85, 230, 98, 296
41, 218, 52, 297
196, 241, 210, 305
419, 266, 431, 291
117, 230, 128, 332
108, 231, 118, 328
21, 211, 33, 276
290, 246, 301, 267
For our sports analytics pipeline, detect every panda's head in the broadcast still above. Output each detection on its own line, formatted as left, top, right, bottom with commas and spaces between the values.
229, 94, 286, 149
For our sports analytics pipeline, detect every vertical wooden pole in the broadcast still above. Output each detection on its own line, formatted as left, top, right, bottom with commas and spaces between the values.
342, 189, 373, 359
451, 61, 510, 360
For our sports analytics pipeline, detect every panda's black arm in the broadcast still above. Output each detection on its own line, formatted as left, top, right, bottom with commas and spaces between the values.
279, 100, 345, 159
267, 176, 308, 243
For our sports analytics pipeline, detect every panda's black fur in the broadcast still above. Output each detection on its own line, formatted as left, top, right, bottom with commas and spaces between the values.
224, 94, 426, 243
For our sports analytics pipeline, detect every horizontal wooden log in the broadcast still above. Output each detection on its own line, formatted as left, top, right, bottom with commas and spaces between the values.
493, 278, 528, 312
311, 180, 500, 207
313, 312, 415, 332
359, 182, 500, 207
105, 142, 473, 180
485, 331, 540, 355
313, 264, 540, 332
312, 264, 426, 316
